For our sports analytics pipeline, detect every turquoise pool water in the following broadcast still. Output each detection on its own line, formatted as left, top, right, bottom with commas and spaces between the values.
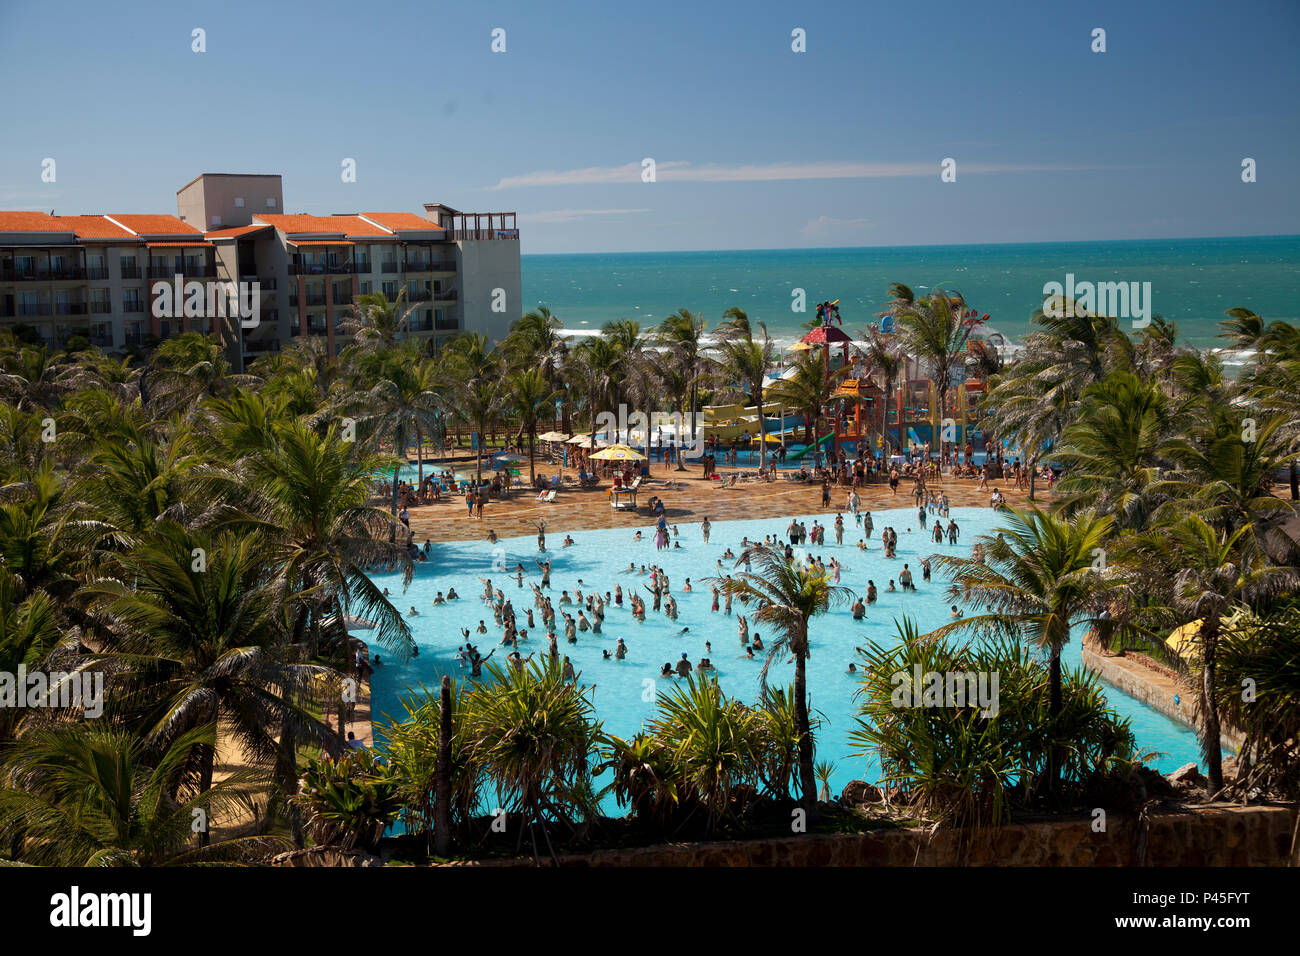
367, 506, 1205, 811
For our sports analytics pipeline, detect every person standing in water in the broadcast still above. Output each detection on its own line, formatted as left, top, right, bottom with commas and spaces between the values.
701, 517, 711, 544
536, 519, 547, 552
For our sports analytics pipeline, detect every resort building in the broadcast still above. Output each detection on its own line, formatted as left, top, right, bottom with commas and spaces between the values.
0, 173, 521, 369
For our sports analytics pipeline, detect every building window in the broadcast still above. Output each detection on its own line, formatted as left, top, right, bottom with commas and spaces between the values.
266, 198, 276, 208
234, 197, 245, 208
359, 281, 371, 295
211, 215, 223, 227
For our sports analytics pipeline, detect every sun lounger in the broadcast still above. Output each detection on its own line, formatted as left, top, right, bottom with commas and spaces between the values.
542, 489, 557, 503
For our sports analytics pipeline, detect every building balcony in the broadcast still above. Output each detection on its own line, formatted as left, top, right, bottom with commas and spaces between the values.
148, 264, 215, 279
379, 260, 399, 273
304, 293, 327, 307
405, 289, 432, 303
91, 301, 112, 314
120, 264, 143, 279
87, 334, 114, 347
432, 289, 458, 302
54, 302, 89, 316
121, 301, 146, 314
242, 338, 281, 354
3, 266, 48, 281
87, 266, 110, 280
289, 261, 357, 276
16, 303, 51, 316
354, 260, 372, 274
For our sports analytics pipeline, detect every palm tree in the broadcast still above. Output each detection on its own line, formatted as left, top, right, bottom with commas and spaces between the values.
712, 543, 852, 820
572, 335, 623, 465
1051, 371, 1177, 529
982, 299, 1134, 495
219, 417, 415, 844
506, 367, 559, 485
654, 310, 709, 470
0, 342, 76, 411
861, 327, 904, 452
82, 525, 335, 846
505, 307, 570, 428
353, 345, 444, 517
145, 332, 256, 419
0, 724, 283, 865
1158, 406, 1300, 565
445, 333, 507, 484
766, 349, 847, 467
1119, 515, 1300, 793
462, 659, 601, 860
715, 319, 776, 470
931, 506, 1115, 801
892, 288, 978, 453
0, 568, 62, 741
340, 289, 420, 351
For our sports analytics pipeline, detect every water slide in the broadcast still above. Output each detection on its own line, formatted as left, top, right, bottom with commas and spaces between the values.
785, 433, 833, 462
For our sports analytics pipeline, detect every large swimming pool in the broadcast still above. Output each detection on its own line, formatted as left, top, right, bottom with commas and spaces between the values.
367, 506, 1205, 811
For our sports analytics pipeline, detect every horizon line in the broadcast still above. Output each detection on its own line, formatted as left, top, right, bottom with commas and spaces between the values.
519, 233, 1300, 257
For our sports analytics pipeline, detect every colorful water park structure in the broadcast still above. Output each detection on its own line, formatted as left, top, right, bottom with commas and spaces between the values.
726, 300, 998, 460
823, 305, 993, 457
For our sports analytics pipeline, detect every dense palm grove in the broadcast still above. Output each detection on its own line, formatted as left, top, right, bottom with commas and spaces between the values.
0, 288, 1297, 864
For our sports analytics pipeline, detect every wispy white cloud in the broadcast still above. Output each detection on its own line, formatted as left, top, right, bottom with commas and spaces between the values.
490, 159, 1097, 189
518, 207, 653, 224
800, 215, 873, 240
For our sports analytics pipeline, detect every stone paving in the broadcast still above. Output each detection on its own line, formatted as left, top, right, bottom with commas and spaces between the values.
401, 458, 1039, 545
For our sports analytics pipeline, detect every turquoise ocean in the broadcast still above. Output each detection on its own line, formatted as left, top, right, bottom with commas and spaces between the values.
521, 235, 1300, 356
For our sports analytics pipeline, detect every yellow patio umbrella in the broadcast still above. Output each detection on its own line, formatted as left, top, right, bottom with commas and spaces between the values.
590, 444, 647, 461
1166, 619, 1202, 660
787, 341, 817, 352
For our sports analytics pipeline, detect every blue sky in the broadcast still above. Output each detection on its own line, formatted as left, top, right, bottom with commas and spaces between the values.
2, 0, 1297, 253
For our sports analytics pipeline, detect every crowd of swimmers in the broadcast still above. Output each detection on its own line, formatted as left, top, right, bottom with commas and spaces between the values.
374, 483, 986, 687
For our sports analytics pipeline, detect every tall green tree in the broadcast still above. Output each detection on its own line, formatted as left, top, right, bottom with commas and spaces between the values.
713, 544, 852, 821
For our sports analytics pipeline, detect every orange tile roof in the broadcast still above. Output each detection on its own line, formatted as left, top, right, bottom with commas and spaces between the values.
58, 216, 137, 240
206, 224, 274, 240
289, 239, 355, 246
256, 214, 393, 238
107, 214, 202, 236
0, 211, 66, 232
145, 241, 214, 248
360, 212, 443, 232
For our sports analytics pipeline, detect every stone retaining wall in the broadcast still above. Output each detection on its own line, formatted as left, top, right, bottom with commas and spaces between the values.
437, 804, 1295, 867
1081, 644, 1244, 753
